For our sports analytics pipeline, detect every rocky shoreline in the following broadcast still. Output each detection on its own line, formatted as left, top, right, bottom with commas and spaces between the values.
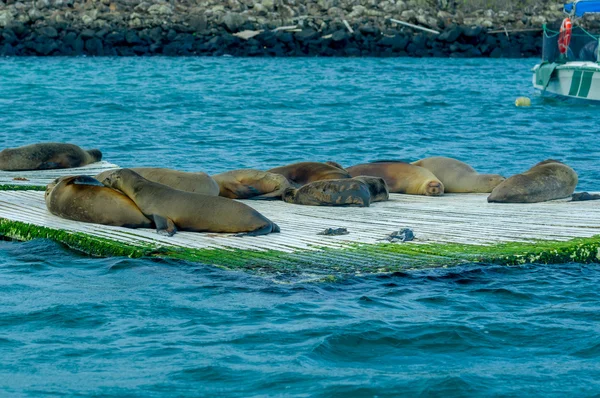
0, 0, 596, 57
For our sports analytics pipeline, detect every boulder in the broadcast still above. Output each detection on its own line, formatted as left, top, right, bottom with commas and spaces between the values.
223, 12, 246, 32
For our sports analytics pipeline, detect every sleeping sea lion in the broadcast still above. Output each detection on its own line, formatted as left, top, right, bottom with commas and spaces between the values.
487, 159, 578, 203
346, 161, 444, 196
96, 168, 219, 196
211, 169, 290, 199
351, 176, 389, 202
267, 162, 351, 187
1, 143, 102, 171
45, 175, 153, 228
411, 156, 505, 193
282, 178, 371, 207
100, 169, 280, 236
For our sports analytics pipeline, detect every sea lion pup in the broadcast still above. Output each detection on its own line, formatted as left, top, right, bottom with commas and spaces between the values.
45, 175, 153, 228
0, 143, 102, 171
267, 162, 351, 187
487, 159, 578, 203
96, 168, 219, 196
100, 169, 280, 236
411, 156, 505, 193
211, 169, 290, 200
351, 176, 389, 202
282, 179, 371, 207
346, 161, 444, 196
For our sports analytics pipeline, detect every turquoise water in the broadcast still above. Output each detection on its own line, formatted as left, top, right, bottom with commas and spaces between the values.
1, 58, 600, 396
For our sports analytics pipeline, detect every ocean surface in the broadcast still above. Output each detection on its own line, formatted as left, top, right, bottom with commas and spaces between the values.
1, 57, 600, 396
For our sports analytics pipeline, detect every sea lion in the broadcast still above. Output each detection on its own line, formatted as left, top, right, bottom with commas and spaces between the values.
45, 175, 153, 228
100, 169, 280, 236
95, 168, 219, 196
282, 179, 371, 207
211, 169, 290, 199
487, 159, 578, 203
267, 162, 351, 187
351, 176, 389, 202
346, 161, 444, 196
411, 156, 505, 193
0, 143, 102, 171
572, 192, 600, 201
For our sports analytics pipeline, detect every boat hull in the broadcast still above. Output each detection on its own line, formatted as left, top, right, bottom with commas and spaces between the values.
532, 62, 600, 101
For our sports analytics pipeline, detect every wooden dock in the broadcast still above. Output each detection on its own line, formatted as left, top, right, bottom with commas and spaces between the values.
1, 163, 600, 275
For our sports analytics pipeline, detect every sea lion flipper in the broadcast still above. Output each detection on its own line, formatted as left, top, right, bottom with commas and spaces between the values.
154, 215, 177, 236
68, 176, 105, 187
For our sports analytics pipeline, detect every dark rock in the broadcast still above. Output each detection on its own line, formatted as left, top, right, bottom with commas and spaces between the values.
438, 25, 462, 42
85, 38, 103, 56
0, 43, 15, 56
166, 29, 177, 41
379, 34, 408, 51
331, 30, 348, 42
295, 28, 317, 42
95, 29, 109, 39
105, 31, 125, 45
126, 31, 143, 45
31, 38, 58, 55
132, 45, 149, 55
149, 27, 163, 43
63, 31, 77, 47
359, 25, 379, 36
37, 26, 58, 39
345, 47, 361, 56
2, 29, 17, 44
80, 29, 96, 40
256, 31, 277, 47
74, 36, 84, 54
489, 47, 502, 58
463, 26, 483, 37
276, 31, 293, 43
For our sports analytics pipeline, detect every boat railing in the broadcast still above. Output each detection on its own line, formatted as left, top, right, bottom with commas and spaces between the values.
542, 25, 600, 64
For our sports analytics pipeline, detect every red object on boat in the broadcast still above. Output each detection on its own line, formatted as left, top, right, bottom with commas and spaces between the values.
558, 17, 572, 54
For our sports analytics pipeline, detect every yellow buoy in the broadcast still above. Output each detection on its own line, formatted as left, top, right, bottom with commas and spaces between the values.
515, 96, 531, 107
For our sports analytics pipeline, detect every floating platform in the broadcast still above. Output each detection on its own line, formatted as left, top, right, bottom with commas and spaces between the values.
1, 165, 600, 275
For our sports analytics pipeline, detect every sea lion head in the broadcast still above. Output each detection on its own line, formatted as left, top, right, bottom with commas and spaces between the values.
422, 180, 444, 196
87, 149, 103, 162
282, 187, 297, 203
99, 168, 136, 191
325, 161, 345, 170
477, 174, 506, 192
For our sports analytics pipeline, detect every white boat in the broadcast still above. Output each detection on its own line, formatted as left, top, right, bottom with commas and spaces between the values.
532, 0, 600, 101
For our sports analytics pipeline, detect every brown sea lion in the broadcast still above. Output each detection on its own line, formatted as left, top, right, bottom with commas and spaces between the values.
487, 159, 578, 203
95, 168, 219, 196
100, 169, 280, 236
267, 162, 351, 187
282, 178, 371, 207
351, 176, 389, 202
0, 143, 102, 171
411, 156, 505, 193
45, 175, 153, 228
211, 169, 290, 199
346, 161, 444, 196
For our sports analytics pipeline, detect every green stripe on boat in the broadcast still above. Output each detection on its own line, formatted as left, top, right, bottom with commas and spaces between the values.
569, 70, 583, 96
578, 71, 594, 98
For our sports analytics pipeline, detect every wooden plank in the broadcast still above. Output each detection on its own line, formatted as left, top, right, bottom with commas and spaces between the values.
0, 161, 119, 187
